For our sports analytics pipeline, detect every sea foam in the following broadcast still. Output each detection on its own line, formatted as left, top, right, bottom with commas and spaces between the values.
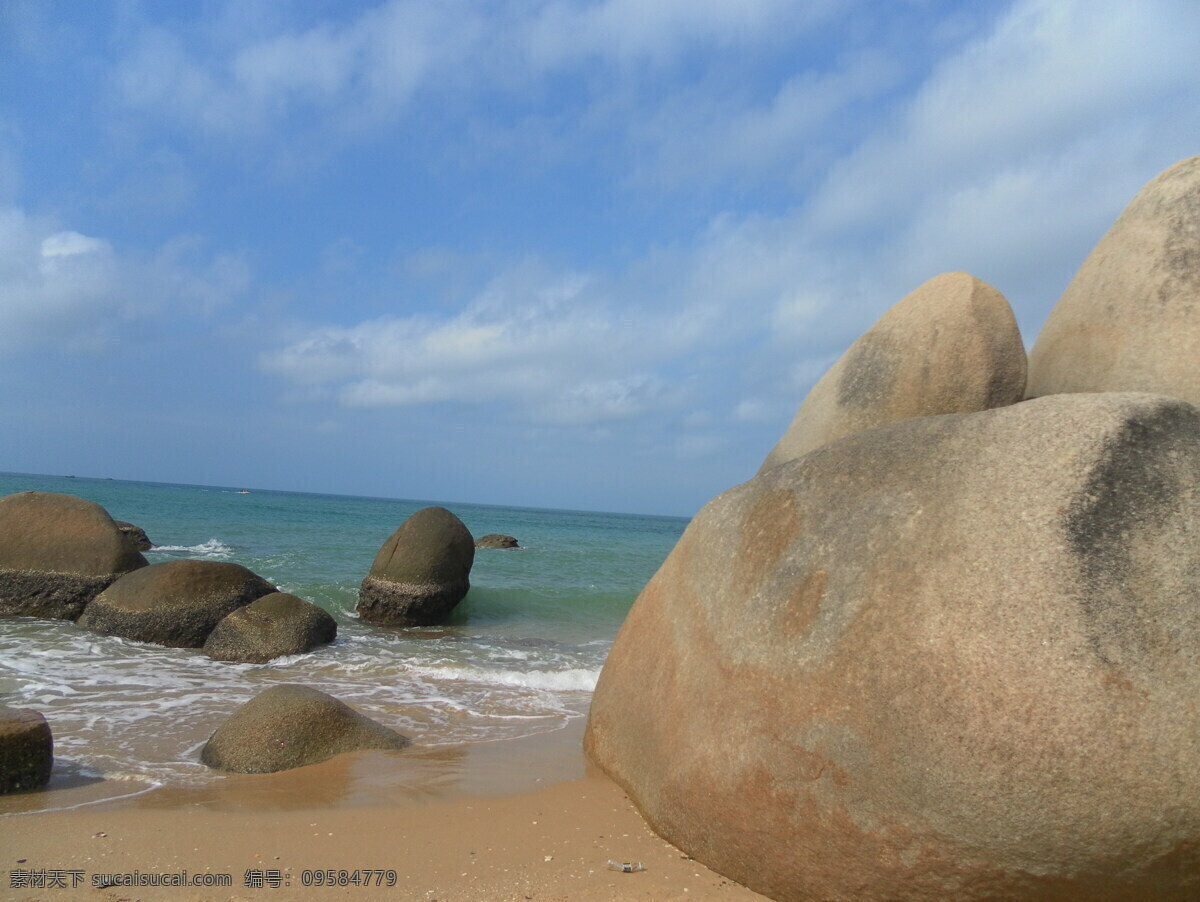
149, 538, 233, 558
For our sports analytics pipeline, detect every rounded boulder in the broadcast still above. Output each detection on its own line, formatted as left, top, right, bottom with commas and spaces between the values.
356, 507, 474, 627
0, 706, 53, 794
1028, 155, 1200, 405
78, 560, 276, 647
588, 393, 1200, 902
0, 492, 147, 620
758, 272, 1026, 474
204, 593, 337, 664
200, 684, 410, 774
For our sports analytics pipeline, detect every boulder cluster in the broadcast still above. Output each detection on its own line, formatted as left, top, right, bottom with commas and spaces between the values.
586, 155, 1200, 901
0, 496, 489, 788
0, 491, 147, 620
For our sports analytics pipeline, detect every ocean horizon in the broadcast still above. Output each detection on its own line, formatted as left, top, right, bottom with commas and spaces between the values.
0, 471, 689, 805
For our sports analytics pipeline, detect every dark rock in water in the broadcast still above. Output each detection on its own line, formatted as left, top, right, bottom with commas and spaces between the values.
200, 684, 410, 774
587, 392, 1200, 902
1028, 155, 1200, 406
475, 533, 519, 549
78, 560, 276, 647
0, 706, 53, 794
204, 592, 337, 663
0, 492, 148, 620
357, 507, 474, 627
114, 520, 152, 552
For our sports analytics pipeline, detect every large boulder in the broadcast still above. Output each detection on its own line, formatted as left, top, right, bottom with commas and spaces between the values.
200, 684, 410, 774
1028, 155, 1200, 405
0, 707, 53, 794
587, 393, 1200, 902
203, 592, 337, 664
758, 272, 1026, 474
356, 507, 475, 627
0, 492, 148, 620
78, 560, 276, 647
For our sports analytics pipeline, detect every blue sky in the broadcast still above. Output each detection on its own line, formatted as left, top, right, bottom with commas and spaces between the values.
1, 1, 1197, 516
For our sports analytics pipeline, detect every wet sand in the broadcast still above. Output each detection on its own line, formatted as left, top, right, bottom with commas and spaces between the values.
2, 722, 769, 901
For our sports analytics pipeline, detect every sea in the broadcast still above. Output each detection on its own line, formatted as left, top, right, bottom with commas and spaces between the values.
0, 472, 687, 802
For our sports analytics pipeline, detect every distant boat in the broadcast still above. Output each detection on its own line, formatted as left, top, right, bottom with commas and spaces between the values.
236, 490, 251, 494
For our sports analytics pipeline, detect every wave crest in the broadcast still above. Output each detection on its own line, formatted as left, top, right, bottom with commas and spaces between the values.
150, 539, 233, 558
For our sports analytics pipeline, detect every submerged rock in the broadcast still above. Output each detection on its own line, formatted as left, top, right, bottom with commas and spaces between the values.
204, 592, 337, 663
758, 272, 1026, 474
0, 706, 53, 794
357, 507, 475, 627
78, 560, 276, 647
1028, 155, 1200, 405
0, 492, 147, 620
475, 534, 519, 549
200, 685, 410, 774
587, 392, 1200, 902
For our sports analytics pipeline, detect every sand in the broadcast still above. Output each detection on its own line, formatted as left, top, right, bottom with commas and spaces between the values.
1, 722, 769, 902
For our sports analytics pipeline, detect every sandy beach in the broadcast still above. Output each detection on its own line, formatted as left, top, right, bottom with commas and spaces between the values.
2, 721, 768, 902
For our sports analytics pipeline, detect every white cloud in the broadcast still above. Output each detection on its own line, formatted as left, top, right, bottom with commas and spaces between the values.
524, 0, 835, 68
775, 0, 1200, 345
114, 2, 478, 138
807, 0, 1200, 236
630, 47, 898, 191
0, 210, 121, 351
261, 262, 695, 424
40, 231, 110, 259
0, 207, 251, 353
109, 0, 852, 173
261, 234, 811, 425
732, 398, 778, 423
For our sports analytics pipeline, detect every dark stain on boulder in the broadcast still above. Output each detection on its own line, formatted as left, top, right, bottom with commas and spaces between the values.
836, 333, 899, 409
1065, 398, 1200, 668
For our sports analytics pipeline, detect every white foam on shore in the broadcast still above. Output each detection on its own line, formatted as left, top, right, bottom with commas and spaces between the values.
0, 618, 608, 788
410, 664, 600, 692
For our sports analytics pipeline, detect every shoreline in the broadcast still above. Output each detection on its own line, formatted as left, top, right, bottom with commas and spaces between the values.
3, 722, 768, 901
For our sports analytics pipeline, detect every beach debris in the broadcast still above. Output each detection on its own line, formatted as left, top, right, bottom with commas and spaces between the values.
203, 592, 337, 663
200, 684, 410, 774
357, 507, 475, 627
0, 706, 52, 794
605, 860, 645, 873
0, 491, 148, 620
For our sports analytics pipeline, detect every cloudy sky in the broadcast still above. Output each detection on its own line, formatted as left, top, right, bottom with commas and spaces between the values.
1, 1, 1197, 516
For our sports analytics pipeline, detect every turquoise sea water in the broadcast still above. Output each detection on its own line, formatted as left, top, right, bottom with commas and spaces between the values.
0, 472, 687, 793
